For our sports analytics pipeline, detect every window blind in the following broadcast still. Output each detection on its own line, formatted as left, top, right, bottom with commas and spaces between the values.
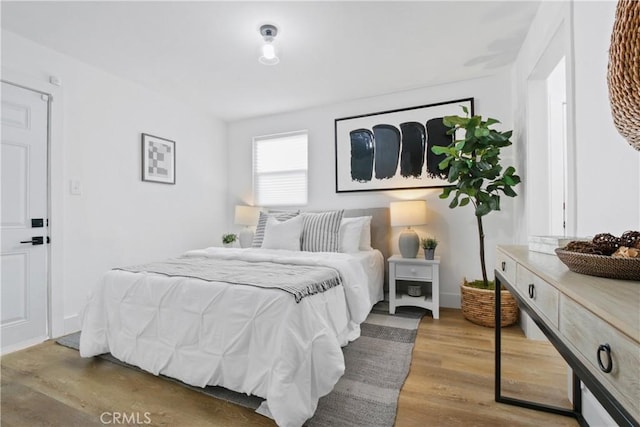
253, 131, 308, 207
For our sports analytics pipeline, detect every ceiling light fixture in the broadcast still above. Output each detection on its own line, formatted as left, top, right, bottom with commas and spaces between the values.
259, 24, 279, 66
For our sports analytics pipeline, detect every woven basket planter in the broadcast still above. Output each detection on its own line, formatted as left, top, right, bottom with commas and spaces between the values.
461, 282, 518, 328
607, 0, 640, 150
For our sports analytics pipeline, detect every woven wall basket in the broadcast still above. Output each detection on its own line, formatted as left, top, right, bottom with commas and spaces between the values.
461, 284, 518, 328
607, 0, 640, 150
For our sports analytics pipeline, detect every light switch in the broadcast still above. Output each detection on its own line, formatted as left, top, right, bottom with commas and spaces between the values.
70, 179, 82, 195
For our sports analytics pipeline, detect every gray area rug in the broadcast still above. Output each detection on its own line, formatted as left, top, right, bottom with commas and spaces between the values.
57, 302, 424, 426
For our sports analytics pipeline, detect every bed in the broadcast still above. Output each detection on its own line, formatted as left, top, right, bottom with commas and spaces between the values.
79, 208, 389, 427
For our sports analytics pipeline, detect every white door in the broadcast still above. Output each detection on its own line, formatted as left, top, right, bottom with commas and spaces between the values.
1, 81, 49, 353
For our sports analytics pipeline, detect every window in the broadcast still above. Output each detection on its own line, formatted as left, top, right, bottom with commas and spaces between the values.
253, 130, 308, 207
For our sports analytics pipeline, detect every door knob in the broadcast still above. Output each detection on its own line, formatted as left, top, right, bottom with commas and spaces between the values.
20, 236, 44, 245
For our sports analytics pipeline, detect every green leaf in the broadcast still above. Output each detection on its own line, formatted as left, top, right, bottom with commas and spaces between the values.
431, 145, 449, 155
503, 186, 517, 197
438, 157, 451, 170
462, 105, 469, 115
489, 195, 500, 211
474, 127, 490, 137
449, 197, 459, 209
485, 118, 499, 126
459, 197, 470, 207
443, 115, 468, 127
440, 186, 453, 199
475, 203, 491, 216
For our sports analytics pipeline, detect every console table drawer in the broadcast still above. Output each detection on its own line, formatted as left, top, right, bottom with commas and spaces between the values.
496, 251, 516, 284
560, 297, 640, 420
516, 265, 559, 328
395, 264, 432, 280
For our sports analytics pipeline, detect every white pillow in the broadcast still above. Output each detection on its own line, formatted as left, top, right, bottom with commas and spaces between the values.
339, 217, 366, 253
359, 216, 373, 251
339, 216, 373, 252
261, 215, 303, 251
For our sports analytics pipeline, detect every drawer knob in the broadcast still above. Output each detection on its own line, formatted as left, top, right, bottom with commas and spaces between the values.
410, 268, 416, 274
597, 344, 613, 373
528, 283, 535, 299
501, 261, 506, 271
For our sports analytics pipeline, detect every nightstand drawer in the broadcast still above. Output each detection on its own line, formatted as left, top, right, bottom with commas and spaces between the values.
395, 264, 432, 280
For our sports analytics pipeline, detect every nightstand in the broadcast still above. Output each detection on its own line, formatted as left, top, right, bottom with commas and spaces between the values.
388, 254, 440, 318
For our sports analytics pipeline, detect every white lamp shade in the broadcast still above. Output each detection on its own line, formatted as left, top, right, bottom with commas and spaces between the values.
390, 200, 427, 227
234, 205, 260, 226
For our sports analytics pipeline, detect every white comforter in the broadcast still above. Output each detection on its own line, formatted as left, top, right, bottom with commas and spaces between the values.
80, 247, 383, 427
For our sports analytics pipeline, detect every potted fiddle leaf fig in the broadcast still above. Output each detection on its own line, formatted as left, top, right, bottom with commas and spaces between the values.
432, 107, 521, 327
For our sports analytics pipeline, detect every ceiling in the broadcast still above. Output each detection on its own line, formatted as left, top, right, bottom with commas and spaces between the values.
1, 1, 540, 122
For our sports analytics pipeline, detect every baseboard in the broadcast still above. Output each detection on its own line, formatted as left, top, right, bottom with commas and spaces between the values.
440, 292, 461, 309
1, 335, 47, 355
63, 314, 80, 335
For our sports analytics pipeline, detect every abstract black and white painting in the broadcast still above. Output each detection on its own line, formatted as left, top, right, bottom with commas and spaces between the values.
334, 98, 474, 193
141, 133, 175, 184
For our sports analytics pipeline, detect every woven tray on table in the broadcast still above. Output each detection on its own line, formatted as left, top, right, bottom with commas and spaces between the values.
461, 284, 518, 328
555, 249, 640, 281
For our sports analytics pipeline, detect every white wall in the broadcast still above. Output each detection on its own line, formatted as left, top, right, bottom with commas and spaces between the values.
227, 71, 518, 308
572, 1, 639, 235
2, 30, 228, 334
513, 1, 639, 242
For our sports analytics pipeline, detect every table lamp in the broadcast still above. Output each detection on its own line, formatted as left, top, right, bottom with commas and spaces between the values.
235, 205, 260, 248
390, 200, 427, 258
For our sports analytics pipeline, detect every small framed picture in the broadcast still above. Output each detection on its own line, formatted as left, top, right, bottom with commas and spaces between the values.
141, 133, 175, 184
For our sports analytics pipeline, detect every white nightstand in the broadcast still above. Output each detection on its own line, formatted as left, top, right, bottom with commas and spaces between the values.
388, 255, 440, 318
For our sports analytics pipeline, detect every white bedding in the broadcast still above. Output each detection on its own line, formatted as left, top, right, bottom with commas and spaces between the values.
80, 247, 383, 427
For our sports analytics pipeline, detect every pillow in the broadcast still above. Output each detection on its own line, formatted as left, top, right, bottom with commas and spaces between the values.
339, 216, 369, 253
359, 216, 373, 251
261, 215, 303, 251
252, 210, 299, 248
301, 210, 344, 252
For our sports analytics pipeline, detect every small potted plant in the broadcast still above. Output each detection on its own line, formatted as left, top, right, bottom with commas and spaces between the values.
222, 233, 238, 248
421, 236, 438, 260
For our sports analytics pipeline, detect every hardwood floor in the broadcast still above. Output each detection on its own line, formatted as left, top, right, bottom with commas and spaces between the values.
1, 308, 578, 426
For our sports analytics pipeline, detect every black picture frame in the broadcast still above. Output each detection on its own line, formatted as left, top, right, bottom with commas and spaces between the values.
141, 133, 176, 184
334, 97, 474, 193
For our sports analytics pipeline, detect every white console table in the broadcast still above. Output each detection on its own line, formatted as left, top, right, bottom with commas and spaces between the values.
495, 245, 639, 426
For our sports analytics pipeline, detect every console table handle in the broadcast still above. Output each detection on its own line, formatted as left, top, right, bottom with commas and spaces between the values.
597, 344, 613, 373
528, 283, 535, 299
501, 261, 506, 271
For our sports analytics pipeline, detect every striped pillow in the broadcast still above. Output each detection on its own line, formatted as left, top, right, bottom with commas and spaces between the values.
252, 210, 299, 248
301, 210, 344, 252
